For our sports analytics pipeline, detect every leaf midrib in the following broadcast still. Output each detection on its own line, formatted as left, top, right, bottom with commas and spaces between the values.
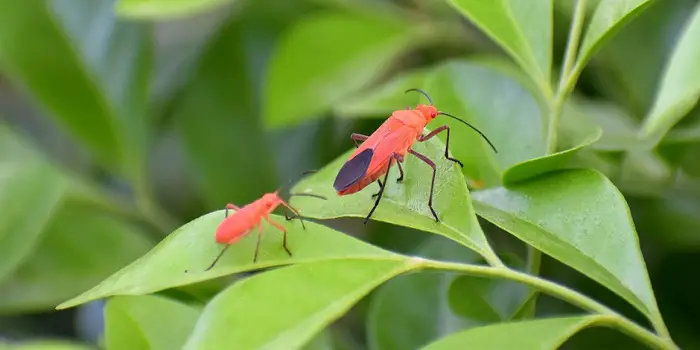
502, 0, 548, 84
56, 252, 400, 309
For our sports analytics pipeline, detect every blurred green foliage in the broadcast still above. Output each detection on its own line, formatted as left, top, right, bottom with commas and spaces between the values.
0, 0, 699, 349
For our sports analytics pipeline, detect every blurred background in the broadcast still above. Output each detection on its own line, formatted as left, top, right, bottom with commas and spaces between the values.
0, 0, 699, 349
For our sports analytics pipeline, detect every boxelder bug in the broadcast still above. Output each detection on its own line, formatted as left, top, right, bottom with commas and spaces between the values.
204, 171, 326, 271
333, 88, 497, 224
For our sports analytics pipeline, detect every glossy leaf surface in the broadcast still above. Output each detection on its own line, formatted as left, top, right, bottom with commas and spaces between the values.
57, 213, 395, 309
472, 169, 663, 326
184, 259, 412, 350
289, 127, 501, 265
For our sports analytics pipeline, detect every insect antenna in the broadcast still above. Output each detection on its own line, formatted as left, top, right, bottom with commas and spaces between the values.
405, 88, 434, 105
277, 170, 327, 229
279, 169, 319, 194
438, 112, 498, 154
284, 192, 327, 229
288, 193, 327, 200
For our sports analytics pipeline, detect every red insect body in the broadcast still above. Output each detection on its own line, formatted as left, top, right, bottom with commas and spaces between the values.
335, 105, 437, 196
333, 89, 497, 224
214, 192, 289, 245
202, 183, 326, 271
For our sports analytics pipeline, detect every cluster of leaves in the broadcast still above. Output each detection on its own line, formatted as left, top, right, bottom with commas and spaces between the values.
1, 0, 700, 349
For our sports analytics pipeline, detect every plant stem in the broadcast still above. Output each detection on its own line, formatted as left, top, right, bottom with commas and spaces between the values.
547, 0, 587, 154
417, 258, 678, 350
558, 0, 588, 93
482, 248, 505, 268
525, 243, 541, 283
524, 0, 588, 317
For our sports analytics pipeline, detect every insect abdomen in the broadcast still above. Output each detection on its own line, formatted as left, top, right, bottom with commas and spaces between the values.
336, 156, 391, 196
334, 148, 374, 193
214, 210, 259, 244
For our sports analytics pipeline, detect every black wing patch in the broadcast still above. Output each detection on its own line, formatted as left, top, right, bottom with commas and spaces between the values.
334, 148, 374, 191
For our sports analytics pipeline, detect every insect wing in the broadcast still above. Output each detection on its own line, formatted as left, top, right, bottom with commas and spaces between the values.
367, 124, 414, 167
333, 148, 374, 192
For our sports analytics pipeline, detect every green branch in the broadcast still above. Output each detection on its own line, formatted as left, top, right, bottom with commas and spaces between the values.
415, 257, 679, 350
525, 0, 588, 317
547, 0, 587, 153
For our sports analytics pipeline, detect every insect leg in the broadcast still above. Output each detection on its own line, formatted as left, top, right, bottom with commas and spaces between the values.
281, 201, 307, 230
205, 244, 232, 271
265, 217, 293, 257
364, 157, 394, 224
253, 224, 264, 263
351, 133, 369, 148
372, 154, 404, 198
224, 203, 241, 218
372, 180, 384, 198
284, 209, 296, 220
418, 125, 464, 168
395, 159, 404, 183
283, 208, 307, 230
408, 149, 439, 222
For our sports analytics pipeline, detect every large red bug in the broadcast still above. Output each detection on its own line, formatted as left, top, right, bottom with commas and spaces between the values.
333, 88, 497, 224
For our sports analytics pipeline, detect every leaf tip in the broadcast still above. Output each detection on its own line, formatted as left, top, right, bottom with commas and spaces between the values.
55, 301, 74, 310
55, 293, 94, 311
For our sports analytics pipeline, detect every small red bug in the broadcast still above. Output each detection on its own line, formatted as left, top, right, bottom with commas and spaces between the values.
204, 172, 326, 271
333, 88, 497, 224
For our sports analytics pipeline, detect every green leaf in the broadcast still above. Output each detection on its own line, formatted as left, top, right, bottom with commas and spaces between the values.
472, 169, 664, 328
0, 0, 151, 179
105, 295, 201, 350
0, 340, 93, 350
367, 237, 479, 350
447, 256, 531, 323
502, 127, 602, 185
183, 258, 413, 350
663, 118, 700, 144
115, 0, 236, 19
57, 212, 395, 310
0, 127, 67, 282
263, 11, 415, 127
586, 0, 692, 116
367, 237, 530, 350
0, 202, 153, 313
289, 126, 502, 265
325, 58, 547, 188
149, 8, 227, 108
424, 60, 546, 187
577, 0, 658, 70
445, 0, 552, 92
420, 316, 602, 350
633, 192, 700, 250
660, 140, 700, 178
560, 97, 638, 152
640, 3, 700, 145
174, 15, 277, 208
302, 330, 336, 350
333, 68, 431, 118
617, 150, 673, 197
334, 56, 546, 122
